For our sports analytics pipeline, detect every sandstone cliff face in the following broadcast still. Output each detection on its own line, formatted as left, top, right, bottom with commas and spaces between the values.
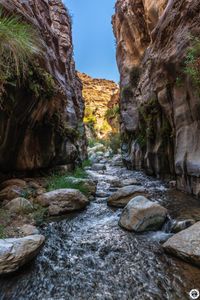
113, 0, 200, 196
0, 0, 86, 172
78, 72, 119, 138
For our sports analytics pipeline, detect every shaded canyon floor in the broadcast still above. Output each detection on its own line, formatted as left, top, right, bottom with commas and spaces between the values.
1, 153, 200, 300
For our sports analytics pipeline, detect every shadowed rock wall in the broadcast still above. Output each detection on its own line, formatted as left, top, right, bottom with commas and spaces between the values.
0, 0, 86, 172
113, 0, 200, 196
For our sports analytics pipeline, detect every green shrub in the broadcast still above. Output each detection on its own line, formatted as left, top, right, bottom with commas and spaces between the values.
184, 37, 200, 86
88, 138, 98, 147
105, 105, 120, 120
84, 106, 97, 126
26, 65, 55, 101
137, 98, 172, 149
82, 159, 92, 168
105, 132, 121, 154
46, 173, 90, 196
0, 7, 42, 87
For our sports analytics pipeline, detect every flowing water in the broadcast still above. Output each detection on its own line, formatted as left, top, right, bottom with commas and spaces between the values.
1, 156, 200, 300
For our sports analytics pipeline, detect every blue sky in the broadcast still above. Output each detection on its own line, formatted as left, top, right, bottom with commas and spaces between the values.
64, 0, 119, 83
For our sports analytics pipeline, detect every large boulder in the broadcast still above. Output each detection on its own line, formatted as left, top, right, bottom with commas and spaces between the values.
88, 144, 106, 155
0, 185, 24, 201
86, 170, 119, 185
119, 196, 168, 232
107, 185, 146, 207
0, 235, 45, 275
36, 189, 89, 216
5, 197, 33, 213
163, 222, 200, 266
66, 177, 97, 196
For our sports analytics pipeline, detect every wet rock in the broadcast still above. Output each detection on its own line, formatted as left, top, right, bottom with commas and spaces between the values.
88, 144, 106, 155
96, 191, 110, 198
0, 185, 24, 201
66, 177, 97, 196
107, 185, 146, 207
5, 198, 33, 213
0, 235, 45, 275
171, 219, 195, 233
112, 178, 139, 188
119, 196, 168, 232
163, 222, 200, 267
92, 163, 106, 171
20, 225, 39, 236
86, 170, 119, 185
104, 152, 110, 158
111, 155, 123, 166
89, 153, 98, 163
99, 160, 107, 164
36, 189, 89, 216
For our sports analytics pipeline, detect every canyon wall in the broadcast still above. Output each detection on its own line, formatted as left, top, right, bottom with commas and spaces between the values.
78, 72, 119, 138
113, 0, 200, 196
0, 0, 86, 172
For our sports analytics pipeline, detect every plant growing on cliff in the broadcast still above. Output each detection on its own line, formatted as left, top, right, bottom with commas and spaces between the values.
121, 85, 133, 99
137, 98, 173, 150
84, 106, 97, 132
0, 7, 42, 88
105, 105, 120, 120
184, 37, 200, 86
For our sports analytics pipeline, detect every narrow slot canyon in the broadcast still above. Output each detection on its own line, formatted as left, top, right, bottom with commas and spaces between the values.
0, 1, 200, 300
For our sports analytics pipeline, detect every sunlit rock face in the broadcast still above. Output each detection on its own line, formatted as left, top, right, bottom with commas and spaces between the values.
0, 0, 87, 172
113, 0, 200, 196
78, 72, 119, 138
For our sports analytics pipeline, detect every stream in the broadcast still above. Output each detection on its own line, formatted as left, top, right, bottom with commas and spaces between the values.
1, 154, 200, 300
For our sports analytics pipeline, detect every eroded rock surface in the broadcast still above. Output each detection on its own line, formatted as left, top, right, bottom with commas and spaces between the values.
119, 196, 167, 232
107, 185, 146, 207
113, 0, 200, 196
36, 189, 89, 216
78, 72, 119, 138
163, 222, 200, 266
0, 235, 45, 274
0, 0, 86, 172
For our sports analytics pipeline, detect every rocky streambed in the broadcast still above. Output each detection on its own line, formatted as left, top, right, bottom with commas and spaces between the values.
1, 151, 200, 299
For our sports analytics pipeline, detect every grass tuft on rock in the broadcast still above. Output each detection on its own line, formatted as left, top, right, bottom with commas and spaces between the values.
46, 165, 90, 196
0, 7, 42, 87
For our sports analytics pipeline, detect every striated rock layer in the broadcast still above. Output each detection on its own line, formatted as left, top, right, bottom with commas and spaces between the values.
78, 72, 119, 138
113, 0, 200, 196
0, 0, 87, 172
